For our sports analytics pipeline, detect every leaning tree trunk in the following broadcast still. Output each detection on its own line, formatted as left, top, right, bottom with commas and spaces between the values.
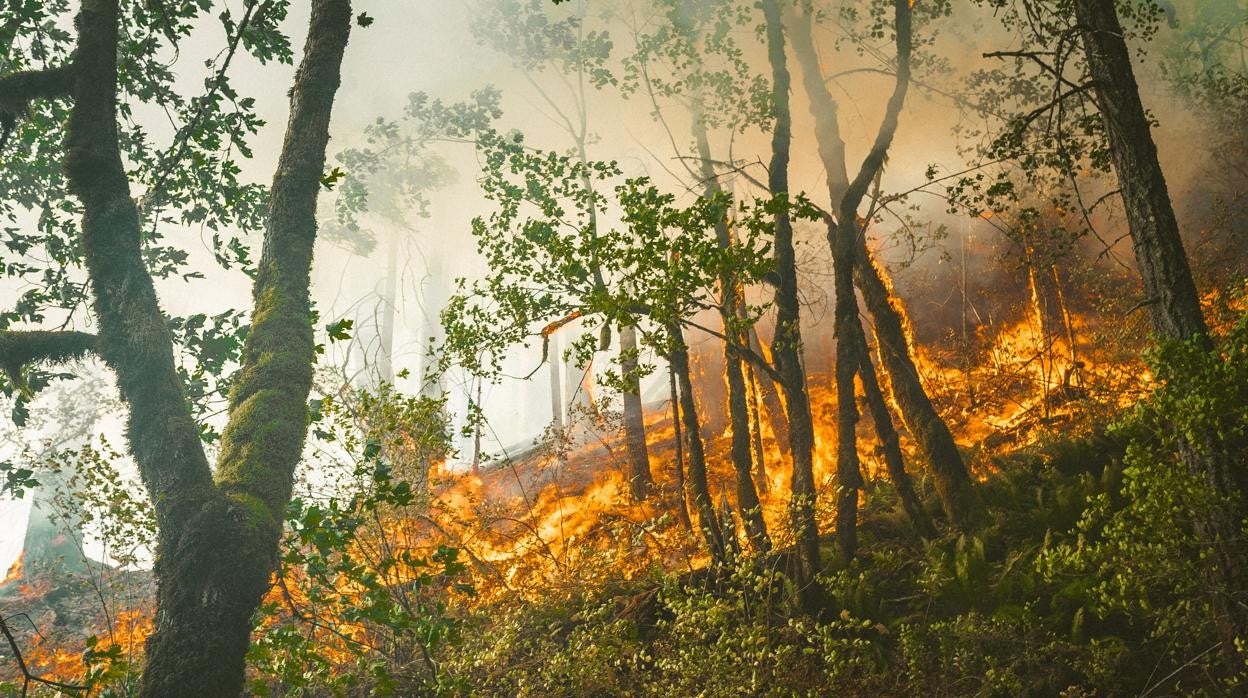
760, 0, 821, 602
857, 336, 936, 538
668, 323, 726, 563
788, 0, 977, 532
854, 244, 979, 526
1074, 0, 1247, 668
692, 92, 769, 553
619, 323, 653, 501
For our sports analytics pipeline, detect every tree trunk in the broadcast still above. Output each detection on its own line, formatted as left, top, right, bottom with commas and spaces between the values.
620, 323, 653, 501
786, 4, 864, 560
147, 3, 351, 692
857, 334, 936, 538
1074, 0, 1208, 345
787, 0, 976, 531
471, 376, 483, 475
692, 93, 769, 553
748, 325, 790, 456
832, 216, 865, 561
374, 230, 400, 386
5, 1, 349, 691
744, 358, 769, 493
549, 331, 565, 431
855, 247, 978, 526
760, 0, 821, 601
1074, 0, 1247, 668
669, 360, 693, 532
59, 1, 351, 693
668, 323, 726, 562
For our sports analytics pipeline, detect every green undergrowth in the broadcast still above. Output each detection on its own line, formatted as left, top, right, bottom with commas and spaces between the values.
426, 316, 1248, 697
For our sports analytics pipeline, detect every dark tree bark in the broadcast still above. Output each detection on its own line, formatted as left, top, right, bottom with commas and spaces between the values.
854, 240, 979, 527
669, 359, 693, 532
760, 0, 821, 601
620, 323, 653, 501
1074, 0, 1247, 667
787, 0, 976, 530
857, 338, 936, 539
668, 323, 726, 562
1074, 0, 1208, 344
692, 94, 770, 553
0, 1, 353, 694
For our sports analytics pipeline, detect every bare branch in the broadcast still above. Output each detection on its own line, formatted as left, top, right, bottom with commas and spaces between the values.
0, 614, 87, 696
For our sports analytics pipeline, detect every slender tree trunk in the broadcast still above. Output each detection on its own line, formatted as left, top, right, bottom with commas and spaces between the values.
857, 335, 936, 538
669, 360, 693, 532
549, 331, 565, 431
692, 94, 769, 553
471, 376, 483, 475
668, 323, 726, 562
786, 6, 865, 560
760, 0, 821, 602
375, 230, 400, 386
749, 325, 790, 455
787, 1, 976, 531
744, 358, 769, 493
620, 323, 652, 501
1075, 0, 1247, 667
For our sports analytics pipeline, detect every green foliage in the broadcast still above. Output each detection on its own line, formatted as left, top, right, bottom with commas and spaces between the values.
472, 0, 616, 90
1037, 315, 1248, 682
618, 0, 772, 133
0, 1, 290, 332
0, 460, 38, 497
168, 310, 249, 442
249, 382, 463, 696
438, 125, 779, 383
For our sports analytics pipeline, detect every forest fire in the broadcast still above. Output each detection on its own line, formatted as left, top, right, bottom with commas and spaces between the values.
0, 0, 1244, 694
388, 293, 1151, 608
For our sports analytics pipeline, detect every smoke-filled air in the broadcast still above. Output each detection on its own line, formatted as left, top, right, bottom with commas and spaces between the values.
0, 0, 1246, 695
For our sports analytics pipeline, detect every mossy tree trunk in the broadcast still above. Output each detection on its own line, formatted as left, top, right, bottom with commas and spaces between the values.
1074, 0, 1247, 668
0, 1, 354, 694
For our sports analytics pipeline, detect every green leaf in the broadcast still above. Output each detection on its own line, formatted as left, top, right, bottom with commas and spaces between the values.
325, 317, 353, 341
